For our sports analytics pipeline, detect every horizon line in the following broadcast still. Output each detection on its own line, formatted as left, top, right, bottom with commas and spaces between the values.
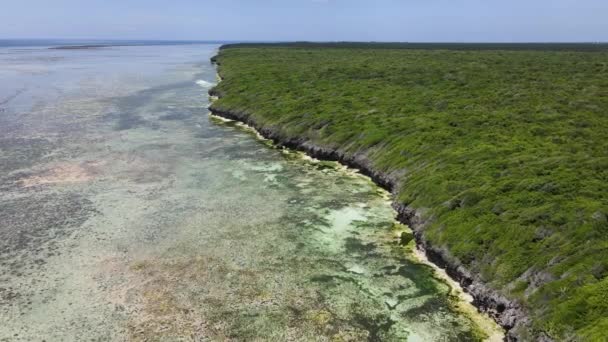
1, 38, 607, 44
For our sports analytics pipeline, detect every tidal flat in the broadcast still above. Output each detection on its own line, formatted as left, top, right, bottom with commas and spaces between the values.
0, 44, 499, 341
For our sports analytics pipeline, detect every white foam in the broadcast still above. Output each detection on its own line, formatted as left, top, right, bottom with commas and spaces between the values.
196, 79, 214, 88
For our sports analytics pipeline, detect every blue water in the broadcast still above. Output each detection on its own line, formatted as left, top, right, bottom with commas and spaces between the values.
0, 39, 232, 48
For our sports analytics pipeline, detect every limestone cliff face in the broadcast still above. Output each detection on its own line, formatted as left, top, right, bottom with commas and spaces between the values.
208, 95, 539, 341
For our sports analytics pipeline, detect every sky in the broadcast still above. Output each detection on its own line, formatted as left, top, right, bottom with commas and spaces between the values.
1, 0, 607, 42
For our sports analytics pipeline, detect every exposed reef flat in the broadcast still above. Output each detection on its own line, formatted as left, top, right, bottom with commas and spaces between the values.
1, 43, 503, 341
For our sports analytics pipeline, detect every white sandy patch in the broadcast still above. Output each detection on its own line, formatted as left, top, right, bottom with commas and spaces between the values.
411, 246, 505, 341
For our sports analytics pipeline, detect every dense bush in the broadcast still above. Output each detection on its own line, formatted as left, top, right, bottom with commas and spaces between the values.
211, 45, 608, 340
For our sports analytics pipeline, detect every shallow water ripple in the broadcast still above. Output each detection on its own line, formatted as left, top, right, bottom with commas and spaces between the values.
0, 44, 500, 341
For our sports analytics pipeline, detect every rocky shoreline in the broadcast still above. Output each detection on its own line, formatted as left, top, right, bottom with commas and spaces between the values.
208, 60, 542, 341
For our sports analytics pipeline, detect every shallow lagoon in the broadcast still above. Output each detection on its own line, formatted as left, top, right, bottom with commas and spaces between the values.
0, 44, 499, 341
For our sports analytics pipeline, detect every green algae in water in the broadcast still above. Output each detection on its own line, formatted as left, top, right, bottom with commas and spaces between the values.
0, 45, 500, 341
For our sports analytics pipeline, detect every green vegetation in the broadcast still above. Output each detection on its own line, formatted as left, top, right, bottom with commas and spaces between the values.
220, 42, 608, 52
210, 44, 608, 340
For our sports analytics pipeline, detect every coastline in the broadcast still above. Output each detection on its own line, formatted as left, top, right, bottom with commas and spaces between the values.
208, 111, 505, 341
207, 59, 535, 341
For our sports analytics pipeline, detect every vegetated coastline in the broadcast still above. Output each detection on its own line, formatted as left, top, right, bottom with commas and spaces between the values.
208, 61, 530, 341
208, 44, 608, 341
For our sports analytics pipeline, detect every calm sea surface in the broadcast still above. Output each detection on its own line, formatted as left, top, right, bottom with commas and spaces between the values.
0, 43, 500, 341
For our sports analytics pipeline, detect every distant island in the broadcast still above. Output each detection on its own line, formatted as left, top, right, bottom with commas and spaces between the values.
49, 45, 110, 49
